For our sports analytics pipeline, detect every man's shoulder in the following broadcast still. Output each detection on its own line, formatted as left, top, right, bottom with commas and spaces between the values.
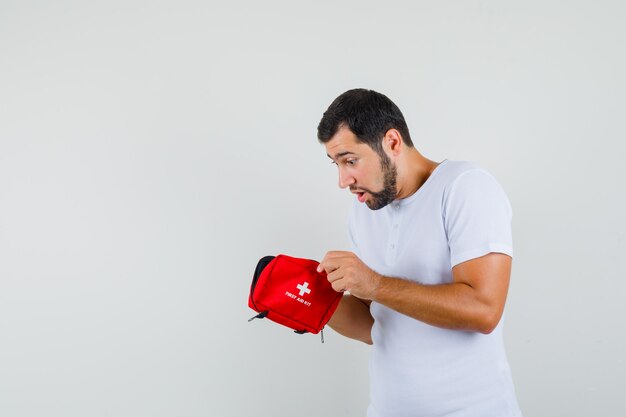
438, 160, 500, 189
438, 159, 487, 179
440, 160, 510, 217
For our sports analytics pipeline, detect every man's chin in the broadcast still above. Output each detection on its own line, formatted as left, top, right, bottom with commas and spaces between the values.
365, 198, 390, 211
353, 187, 396, 210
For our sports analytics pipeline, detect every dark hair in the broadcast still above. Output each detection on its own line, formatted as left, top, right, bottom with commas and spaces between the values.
317, 89, 414, 153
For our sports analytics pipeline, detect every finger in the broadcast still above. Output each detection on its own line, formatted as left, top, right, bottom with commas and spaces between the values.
317, 257, 340, 273
326, 267, 344, 283
330, 278, 346, 293
324, 251, 353, 261
317, 253, 329, 273
317, 261, 332, 274
317, 250, 355, 273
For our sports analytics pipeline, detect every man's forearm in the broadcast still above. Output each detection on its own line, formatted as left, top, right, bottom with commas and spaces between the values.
328, 294, 374, 344
319, 251, 510, 336
372, 276, 501, 334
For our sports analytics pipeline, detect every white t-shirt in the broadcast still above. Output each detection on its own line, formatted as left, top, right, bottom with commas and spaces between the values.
348, 160, 522, 417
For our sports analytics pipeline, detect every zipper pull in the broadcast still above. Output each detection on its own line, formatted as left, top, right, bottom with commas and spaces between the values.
248, 311, 268, 322
321, 328, 324, 343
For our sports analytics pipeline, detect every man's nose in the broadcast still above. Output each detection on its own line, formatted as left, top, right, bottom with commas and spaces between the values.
338, 168, 355, 189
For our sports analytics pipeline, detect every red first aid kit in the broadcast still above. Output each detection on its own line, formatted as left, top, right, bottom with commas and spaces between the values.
248, 254, 342, 339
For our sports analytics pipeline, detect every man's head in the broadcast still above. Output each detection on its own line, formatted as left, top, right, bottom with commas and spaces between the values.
317, 88, 414, 152
317, 89, 413, 210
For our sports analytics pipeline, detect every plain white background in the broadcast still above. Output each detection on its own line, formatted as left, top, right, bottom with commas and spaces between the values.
1, 1, 625, 416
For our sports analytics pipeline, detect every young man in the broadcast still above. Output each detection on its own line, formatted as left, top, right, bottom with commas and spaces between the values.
316, 89, 523, 417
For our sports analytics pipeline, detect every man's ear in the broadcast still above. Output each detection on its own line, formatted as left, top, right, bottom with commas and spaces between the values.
383, 129, 403, 156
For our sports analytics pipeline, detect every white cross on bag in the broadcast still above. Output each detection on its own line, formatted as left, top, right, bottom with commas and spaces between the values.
296, 281, 311, 297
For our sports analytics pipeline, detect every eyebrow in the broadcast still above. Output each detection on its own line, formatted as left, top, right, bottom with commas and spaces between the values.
327, 151, 357, 161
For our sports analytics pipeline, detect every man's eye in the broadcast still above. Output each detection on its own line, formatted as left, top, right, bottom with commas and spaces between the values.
346, 159, 357, 166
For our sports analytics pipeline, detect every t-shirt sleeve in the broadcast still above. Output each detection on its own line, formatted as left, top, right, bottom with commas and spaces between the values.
443, 169, 513, 268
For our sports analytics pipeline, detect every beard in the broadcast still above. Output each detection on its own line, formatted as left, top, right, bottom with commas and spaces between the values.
351, 152, 398, 211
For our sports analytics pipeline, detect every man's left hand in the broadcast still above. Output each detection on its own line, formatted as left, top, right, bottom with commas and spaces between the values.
317, 251, 381, 300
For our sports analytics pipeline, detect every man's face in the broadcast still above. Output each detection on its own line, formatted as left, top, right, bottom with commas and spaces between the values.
325, 127, 398, 210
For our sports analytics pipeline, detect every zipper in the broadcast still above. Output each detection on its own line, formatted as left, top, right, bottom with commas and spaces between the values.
248, 310, 269, 322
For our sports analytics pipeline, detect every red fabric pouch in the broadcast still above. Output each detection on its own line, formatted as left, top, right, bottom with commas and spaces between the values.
248, 254, 342, 337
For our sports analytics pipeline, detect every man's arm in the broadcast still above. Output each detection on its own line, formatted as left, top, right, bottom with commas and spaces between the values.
327, 294, 374, 344
319, 251, 511, 335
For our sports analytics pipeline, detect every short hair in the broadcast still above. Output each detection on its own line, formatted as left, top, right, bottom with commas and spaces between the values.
317, 89, 414, 153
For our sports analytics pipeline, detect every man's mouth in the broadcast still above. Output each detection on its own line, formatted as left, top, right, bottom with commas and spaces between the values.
353, 191, 367, 203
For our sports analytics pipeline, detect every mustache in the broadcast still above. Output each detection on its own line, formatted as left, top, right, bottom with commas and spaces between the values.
350, 186, 372, 193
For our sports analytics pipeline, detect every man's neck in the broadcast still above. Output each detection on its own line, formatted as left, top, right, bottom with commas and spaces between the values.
395, 150, 440, 200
